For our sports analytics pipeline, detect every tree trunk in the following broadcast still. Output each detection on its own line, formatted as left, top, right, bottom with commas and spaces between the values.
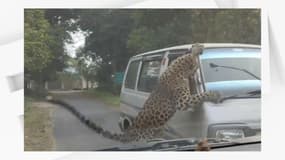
86, 79, 89, 90
111, 60, 117, 91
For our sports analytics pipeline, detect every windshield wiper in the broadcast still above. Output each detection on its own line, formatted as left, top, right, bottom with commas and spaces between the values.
220, 89, 261, 102
246, 89, 261, 95
209, 63, 260, 80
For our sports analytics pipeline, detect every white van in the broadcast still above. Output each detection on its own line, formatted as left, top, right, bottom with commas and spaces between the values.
119, 43, 261, 140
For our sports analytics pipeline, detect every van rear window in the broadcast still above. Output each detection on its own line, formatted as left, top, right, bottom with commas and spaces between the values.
168, 54, 183, 65
124, 60, 140, 89
168, 49, 188, 65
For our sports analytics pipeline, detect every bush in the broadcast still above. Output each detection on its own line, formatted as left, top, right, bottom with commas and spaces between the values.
24, 87, 48, 99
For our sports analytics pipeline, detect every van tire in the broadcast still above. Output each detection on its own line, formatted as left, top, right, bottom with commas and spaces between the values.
119, 116, 132, 131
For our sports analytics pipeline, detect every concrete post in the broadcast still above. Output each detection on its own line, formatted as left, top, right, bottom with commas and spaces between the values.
61, 81, 64, 90
45, 81, 48, 90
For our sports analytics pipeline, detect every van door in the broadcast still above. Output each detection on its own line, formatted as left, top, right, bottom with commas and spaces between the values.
120, 58, 142, 117
134, 54, 164, 112
121, 54, 164, 117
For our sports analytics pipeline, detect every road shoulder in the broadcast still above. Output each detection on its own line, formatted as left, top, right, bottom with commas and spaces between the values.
24, 97, 56, 151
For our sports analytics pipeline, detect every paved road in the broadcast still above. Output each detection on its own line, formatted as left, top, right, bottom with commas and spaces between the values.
51, 91, 124, 151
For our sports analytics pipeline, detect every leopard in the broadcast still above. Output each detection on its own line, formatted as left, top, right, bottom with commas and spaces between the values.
48, 43, 221, 143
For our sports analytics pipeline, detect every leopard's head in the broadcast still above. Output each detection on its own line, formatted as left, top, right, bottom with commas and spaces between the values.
165, 43, 204, 78
190, 43, 204, 56
182, 43, 204, 70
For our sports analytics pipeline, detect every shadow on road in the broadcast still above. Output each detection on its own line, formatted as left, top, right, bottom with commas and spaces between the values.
50, 91, 124, 151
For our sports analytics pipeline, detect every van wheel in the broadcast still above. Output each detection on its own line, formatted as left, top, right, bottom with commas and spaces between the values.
123, 119, 130, 130
119, 116, 132, 131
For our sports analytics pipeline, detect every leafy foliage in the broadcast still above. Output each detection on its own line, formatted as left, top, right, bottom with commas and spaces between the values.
190, 9, 260, 44
25, 9, 75, 85
25, 9, 261, 92
128, 10, 194, 54
127, 9, 260, 54
77, 10, 134, 71
74, 9, 261, 91
24, 10, 53, 73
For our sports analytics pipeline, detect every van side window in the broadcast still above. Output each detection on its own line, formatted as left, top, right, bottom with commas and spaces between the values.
168, 54, 183, 66
124, 60, 140, 89
168, 50, 188, 65
138, 60, 161, 92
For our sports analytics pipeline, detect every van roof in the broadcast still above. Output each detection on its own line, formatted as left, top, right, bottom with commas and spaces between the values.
132, 43, 261, 58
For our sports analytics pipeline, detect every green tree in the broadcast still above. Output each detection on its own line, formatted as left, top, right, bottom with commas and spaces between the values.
24, 10, 53, 73
190, 9, 260, 44
128, 9, 194, 54
127, 9, 261, 54
25, 9, 77, 88
51, 9, 260, 91
79, 9, 134, 72
75, 9, 134, 90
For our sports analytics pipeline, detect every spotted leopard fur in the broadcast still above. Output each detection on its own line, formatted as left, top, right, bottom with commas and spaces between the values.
48, 43, 221, 143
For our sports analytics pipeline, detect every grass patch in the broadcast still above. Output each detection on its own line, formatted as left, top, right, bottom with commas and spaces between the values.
82, 89, 120, 106
24, 97, 55, 151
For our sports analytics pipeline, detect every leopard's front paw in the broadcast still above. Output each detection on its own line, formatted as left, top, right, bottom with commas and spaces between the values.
208, 91, 222, 104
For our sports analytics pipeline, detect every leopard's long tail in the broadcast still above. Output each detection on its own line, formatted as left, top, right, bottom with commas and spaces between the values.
47, 98, 130, 143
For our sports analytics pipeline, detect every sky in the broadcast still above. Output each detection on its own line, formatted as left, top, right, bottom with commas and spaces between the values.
65, 30, 86, 58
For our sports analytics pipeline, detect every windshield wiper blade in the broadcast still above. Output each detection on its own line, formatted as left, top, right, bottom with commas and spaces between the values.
246, 89, 261, 95
209, 63, 260, 80
220, 89, 261, 102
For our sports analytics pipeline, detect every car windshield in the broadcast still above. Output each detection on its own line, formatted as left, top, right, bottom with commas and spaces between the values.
200, 48, 261, 97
